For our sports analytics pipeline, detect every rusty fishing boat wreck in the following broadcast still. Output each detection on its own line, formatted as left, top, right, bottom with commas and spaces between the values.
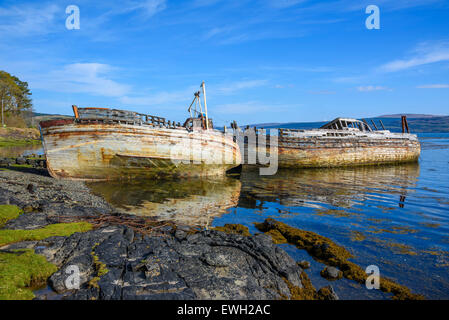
243, 116, 421, 168
39, 82, 241, 180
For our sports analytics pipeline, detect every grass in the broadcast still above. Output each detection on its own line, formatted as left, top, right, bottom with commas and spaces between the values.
0, 222, 93, 247
0, 138, 41, 148
0, 211, 93, 300
0, 249, 58, 300
0, 205, 23, 228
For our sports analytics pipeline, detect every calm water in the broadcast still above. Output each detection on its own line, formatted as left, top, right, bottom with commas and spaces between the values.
0, 145, 43, 158
86, 133, 449, 299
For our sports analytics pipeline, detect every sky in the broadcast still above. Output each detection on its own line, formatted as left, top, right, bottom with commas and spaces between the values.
0, 0, 449, 126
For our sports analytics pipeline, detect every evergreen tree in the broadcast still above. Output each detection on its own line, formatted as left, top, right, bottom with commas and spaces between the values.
0, 70, 33, 126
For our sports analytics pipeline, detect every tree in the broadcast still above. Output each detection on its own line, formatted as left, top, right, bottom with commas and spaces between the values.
0, 70, 33, 127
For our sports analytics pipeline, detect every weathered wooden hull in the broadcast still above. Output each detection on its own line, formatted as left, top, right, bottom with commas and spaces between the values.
39, 120, 241, 180
244, 130, 421, 168
277, 137, 421, 168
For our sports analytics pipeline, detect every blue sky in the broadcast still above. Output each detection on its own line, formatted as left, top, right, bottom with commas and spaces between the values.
1, 0, 448, 126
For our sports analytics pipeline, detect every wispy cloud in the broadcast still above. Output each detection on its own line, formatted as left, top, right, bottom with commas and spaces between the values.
119, 88, 194, 106
357, 85, 391, 92
32, 63, 130, 97
308, 90, 336, 95
109, 0, 167, 18
214, 80, 269, 94
417, 84, 449, 89
266, 0, 307, 9
192, 0, 224, 7
214, 101, 273, 114
0, 3, 60, 37
380, 41, 449, 72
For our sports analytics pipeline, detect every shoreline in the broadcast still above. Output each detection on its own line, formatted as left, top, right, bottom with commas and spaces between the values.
0, 165, 339, 300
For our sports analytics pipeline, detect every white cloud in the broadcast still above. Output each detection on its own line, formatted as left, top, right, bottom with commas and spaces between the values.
380, 41, 449, 72
129, 0, 167, 17
417, 84, 449, 89
214, 101, 272, 114
0, 3, 59, 36
357, 86, 391, 92
32, 63, 131, 97
119, 89, 193, 106
119, 80, 269, 107
214, 80, 268, 94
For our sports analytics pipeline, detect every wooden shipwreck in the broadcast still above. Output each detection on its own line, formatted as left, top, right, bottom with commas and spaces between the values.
39, 83, 241, 181
242, 117, 421, 168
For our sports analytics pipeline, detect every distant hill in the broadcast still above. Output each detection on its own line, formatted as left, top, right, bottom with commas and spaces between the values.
368, 116, 449, 133
378, 114, 447, 119
248, 115, 449, 133
31, 112, 72, 126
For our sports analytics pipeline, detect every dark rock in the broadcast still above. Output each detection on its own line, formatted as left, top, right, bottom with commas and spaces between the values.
320, 266, 343, 280
311, 244, 322, 255
298, 260, 311, 269
4, 212, 50, 230
27, 183, 36, 194
16, 157, 27, 165
36, 227, 303, 300
317, 285, 339, 300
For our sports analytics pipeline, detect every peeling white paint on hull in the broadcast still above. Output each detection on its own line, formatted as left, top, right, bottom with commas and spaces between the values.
39, 121, 241, 181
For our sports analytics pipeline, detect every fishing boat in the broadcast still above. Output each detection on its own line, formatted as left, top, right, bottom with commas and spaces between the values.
242, 117, 421, 168
39, 82, 241, 181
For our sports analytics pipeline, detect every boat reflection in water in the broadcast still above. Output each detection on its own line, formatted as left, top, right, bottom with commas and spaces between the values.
87, 177, 241, 228
238, 163, 420, 211
88, 163, 420, 226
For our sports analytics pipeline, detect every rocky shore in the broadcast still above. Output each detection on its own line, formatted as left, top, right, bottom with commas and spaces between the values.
0, 165, 337, 300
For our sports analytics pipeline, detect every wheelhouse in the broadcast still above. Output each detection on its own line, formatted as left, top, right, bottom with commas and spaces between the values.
320, 118, 372, 132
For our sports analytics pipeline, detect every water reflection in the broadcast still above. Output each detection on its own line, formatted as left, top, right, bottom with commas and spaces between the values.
0, 145, 43, 158
238, 164, 420, 211
87, 164, 421, 227
87, 177, 241, 227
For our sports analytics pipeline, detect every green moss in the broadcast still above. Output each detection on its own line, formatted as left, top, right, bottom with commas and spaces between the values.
0, 249, 57, 300
387, 242, 418, 256
0, 222, 92, 247
256, 218, 425, 300
88, 243, 109, 289
213, 224, 251, 237
350, 231, 366, 242
0, 205, 23, 228
283, 272, 319, 300
265, 229, 287, 244
315, 209, 354, 218
367, 226, 418, 235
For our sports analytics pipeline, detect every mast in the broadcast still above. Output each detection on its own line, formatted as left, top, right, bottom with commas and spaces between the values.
201, 81, 209, 130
